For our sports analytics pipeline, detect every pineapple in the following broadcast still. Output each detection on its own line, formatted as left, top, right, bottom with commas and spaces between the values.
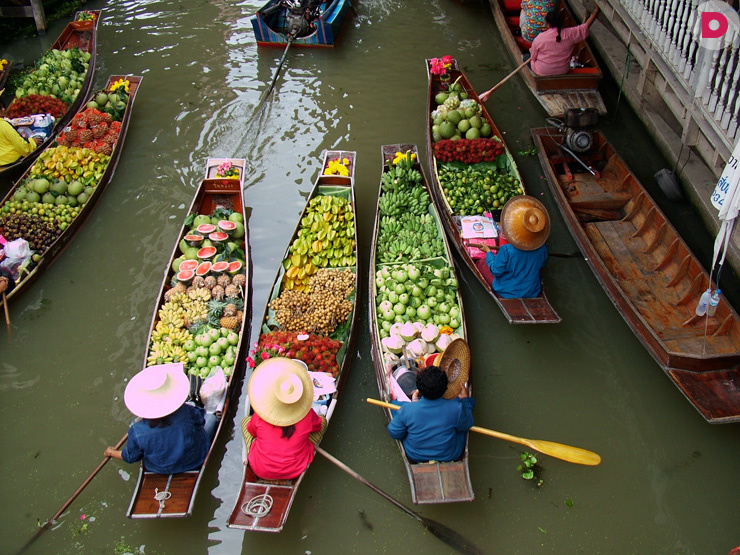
217, 274, 231, 288
219, 316, 239, 330
224, 284, 239, 299
223, 303, 238, 318
192, 275, 206, 289
204, 276, 217, 290
232, 274, 246, 288
211, 285, 225, 300
207, 299, 227, 328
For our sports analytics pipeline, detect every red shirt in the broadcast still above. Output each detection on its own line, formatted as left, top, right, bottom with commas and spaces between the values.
530, 23, 590, 76
247, 410, 323, 480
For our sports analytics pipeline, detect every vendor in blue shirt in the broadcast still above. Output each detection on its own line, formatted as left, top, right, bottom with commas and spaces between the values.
474, 195, 550, 298
388, 365, 474, 463
104, 363, 219, 474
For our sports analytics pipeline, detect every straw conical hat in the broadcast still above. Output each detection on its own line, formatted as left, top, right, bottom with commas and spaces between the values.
124, 363, 190, 419
248, 357, 314, 427
500, 195, 551, 251
439, 338, 471, 399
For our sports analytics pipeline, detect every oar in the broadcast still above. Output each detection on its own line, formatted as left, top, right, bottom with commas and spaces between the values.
3, 291, 10, 331
18, 432, 129, 554
366, 398, 601, 466
255, 35, 295, 110
468, 243, 583, 259
314, 446, 483, 555
478, 58, 531, 102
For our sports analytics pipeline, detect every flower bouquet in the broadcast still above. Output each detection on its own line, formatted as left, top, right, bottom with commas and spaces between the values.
323, 156, 351, 176
72, 11, 96, 30
216, 161, 240, 179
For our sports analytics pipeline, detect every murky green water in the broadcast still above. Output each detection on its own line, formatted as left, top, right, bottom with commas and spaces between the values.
2, 0, 739, 553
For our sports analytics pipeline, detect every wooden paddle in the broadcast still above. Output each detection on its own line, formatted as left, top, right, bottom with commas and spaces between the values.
18, 432, 129, 554
315, 446, 483, 555
366, 398, 601, 466
2, 291, 9, 331
468, 243, 583, 259
256, 35, 295, 110
478, 58, 531, 102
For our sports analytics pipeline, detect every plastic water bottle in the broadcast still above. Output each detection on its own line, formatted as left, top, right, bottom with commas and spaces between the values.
707, 289, 721, 316
696, 288, 711, 316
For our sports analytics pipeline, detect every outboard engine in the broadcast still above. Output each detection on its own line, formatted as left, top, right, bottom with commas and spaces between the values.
283, 0, 321, 38
562, 108, 599, 153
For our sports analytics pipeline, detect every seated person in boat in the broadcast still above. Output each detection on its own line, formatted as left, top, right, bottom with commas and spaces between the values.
0, 105, 42, 166
520, 0, 558, 42
474, 195, 550, 298
241, 358, 327, 480
104, 363, 219, 474
387, 365, 474, 463
529, 4, 599, 75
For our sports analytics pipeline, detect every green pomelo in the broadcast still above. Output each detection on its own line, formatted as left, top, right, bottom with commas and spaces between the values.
435, 92, 449, 105
55, 195, 69, 205
51, 180, 67, 195
228, 212, 243, 223
446, 110, 462, 126
95, 92, 108, 105
439, 121, 456, 139
67, 180, 84, 196
465, 127, 481, 139
457, 119, 471, 134
77, 192, 89, 204
231, 221, 245, 239
469, 115, 483, 129
464, 107, 476, 119
26, 191, 41, 203
42, 192, 55, 204
480, 123, 493, 137
33, 178, 50, 194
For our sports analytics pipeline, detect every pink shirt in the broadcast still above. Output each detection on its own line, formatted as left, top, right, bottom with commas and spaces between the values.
247, 410, 322, 480
529, 23, 590, 76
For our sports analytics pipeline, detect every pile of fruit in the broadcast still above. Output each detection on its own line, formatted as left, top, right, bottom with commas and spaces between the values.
376, 152, 445, 263
374, 262, 461, 339
249, 330, 343, 377
282, 194, 355, 291
379, 321, 461, 368
11, 47, 91, 108
438, 163, 524, 214
56, 107, 123, 154
6, 95, 68, 119
270, 268, 354, 335
146, 206, 247, 379
430, 86, 493, 142
28, 146, 110, 185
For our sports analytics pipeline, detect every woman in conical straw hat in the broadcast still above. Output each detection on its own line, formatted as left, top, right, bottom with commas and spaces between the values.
104, 363, 218, 474
242, 357, 326, 480
473, 195, 550, 298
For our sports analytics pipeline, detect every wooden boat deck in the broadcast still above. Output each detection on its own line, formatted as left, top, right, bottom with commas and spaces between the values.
488, 0, 606, 117
127, 165, 251, 518
227, 149, 360, 531
425, 60, 561, 324
532, 127, 740, 423
369, 144, 474, 504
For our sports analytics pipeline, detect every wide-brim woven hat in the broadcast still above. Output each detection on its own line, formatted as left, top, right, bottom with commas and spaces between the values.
248, 357, 314, 427
439, 338, 471, 399
500, 195, 551, 251
124, 362, 190, 419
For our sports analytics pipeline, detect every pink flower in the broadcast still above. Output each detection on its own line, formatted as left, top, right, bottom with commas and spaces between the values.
80, 514, 86, 520
246, 357, 255, 368
260, 352, 270, 360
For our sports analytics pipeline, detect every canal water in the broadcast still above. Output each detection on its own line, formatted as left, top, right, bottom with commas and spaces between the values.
1, 0, 739, 553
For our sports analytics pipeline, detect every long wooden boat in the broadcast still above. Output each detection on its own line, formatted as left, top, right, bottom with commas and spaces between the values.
369, 144, 474, 503
0, 10, 101, 177
126, 158, 251, 517
532, 126, 740, 423
425, 58, 561, 324
488, 0, 606, 117
228, 149, 360, 531
0, 74, 141, 303
252, 0, 353, 47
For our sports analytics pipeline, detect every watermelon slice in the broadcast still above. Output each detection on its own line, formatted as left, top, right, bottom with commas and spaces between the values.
227, 260, 243, 275
197, 246, 217, 259
209, 231, 228, 243
211, 261, 230, 274
176, 269, 195, 283
179, 259, 199, 272
184, 234, 204, 247
196, 262, 212, 276
196, 223, 217, 235
218, 220, 237, 234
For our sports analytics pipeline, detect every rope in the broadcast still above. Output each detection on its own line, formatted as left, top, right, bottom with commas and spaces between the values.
154, 488, 171, 510
614, 48, 632, 118
241, 493, 273, 517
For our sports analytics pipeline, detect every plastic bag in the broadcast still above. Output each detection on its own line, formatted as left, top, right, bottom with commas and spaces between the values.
0, 238, 31, 281
199, 369, 227, 414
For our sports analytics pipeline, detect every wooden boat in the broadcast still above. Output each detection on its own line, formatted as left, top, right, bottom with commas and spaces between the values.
425, 58, 561, 324
228, 149, 360, 531
532, 126, 740, 423
251, 0, 353, 47
127, 158, 251, 518
0, 74, 141, 303
488, 0, 606, 117
368, 144, 474, 503
0, 10, 101, 177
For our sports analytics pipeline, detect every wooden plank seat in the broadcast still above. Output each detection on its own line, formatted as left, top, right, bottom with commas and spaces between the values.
410, 461, 473, 504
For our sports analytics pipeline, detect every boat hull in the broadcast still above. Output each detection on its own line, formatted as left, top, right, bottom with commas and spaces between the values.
252, 0, 352, 47
532, 127, 740, 423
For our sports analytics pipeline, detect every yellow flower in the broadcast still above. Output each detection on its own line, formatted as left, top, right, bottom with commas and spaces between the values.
439, 325, 454, 335
392, 150, 417, 166
323, 158, 350, 176
110, 78, 130, 93
0, 59, 7, 71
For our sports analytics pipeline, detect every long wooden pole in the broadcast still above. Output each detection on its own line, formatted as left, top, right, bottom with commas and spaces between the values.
18, 432, 129, 554
478, 59, 531, 102
366, 398, 601, 466
3, 291, 9, 331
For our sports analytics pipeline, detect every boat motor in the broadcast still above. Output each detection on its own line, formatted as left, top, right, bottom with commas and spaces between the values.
561, 108, 599, 153
282, 0, 321, 38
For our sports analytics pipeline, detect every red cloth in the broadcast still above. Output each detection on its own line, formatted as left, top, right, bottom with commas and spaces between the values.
530, 24, 590, 75
247, 410, 322, 480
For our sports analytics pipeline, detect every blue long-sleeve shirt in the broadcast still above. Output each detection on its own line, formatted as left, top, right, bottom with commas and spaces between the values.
485, 243, 547, 298
388, 397, 475, 462
121, 404, 210, 474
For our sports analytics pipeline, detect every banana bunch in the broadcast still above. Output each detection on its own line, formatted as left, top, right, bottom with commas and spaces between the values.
183, 302, 208, 327
158, 302, 186, 329
147, 341, 189, 366
380, 240, 423, 263
380, 165, 422, 193
151, 320, 191, 345
378, 186, 430, 218
188, 287, 211, 303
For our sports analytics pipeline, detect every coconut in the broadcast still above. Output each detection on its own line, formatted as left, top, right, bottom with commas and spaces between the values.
413, 321, 425, 334
399, 322, 418, 342
435, 333, 453, 352
383, 351, 399, 368
407, 338, 428, 358
389, 322, 404, 338
421, 323, 440, 343
381, 335, 404, 354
